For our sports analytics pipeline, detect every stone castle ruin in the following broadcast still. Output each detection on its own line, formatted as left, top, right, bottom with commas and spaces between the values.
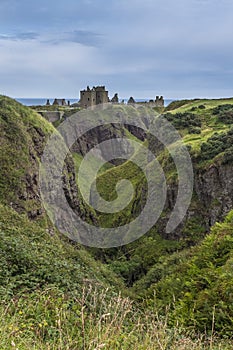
41, 87, 164, 123
46, 98, 70, 106
44, 86, 164, 120
79, 86, 110, 108
79, 86, 164, 108
136, 96, 164, 107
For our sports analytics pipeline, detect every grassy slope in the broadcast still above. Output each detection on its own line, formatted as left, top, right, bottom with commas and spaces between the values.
0, 97, 128, 344
1, 203, 232, 348
0, 96, 54, 224
91, 98, 233, 243
0, 95, 122, 291
80, 99, 233, 335
1, 96, 233, 347
142, 210, 233, 336
166, 98, 233, 154
166, 97, 233, 112
94, 97, 233, 224
0, 204, 122, 296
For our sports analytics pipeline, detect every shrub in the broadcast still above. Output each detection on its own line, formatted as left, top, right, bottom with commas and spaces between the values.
162, 112, 201, 131
212, 104, 233, 124
189, 127, 201, 134
200, 129, 233, 161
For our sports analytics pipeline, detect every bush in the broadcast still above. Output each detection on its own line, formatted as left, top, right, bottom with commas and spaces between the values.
162, 112, 202, 131
189, 127, 201, 134
200, 129, 233, 161
212, 104, 233, 124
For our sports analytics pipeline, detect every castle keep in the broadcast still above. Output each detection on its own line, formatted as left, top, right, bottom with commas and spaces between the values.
80, 86, 109, 108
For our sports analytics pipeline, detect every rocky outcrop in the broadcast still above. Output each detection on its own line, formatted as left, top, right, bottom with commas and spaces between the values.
156, 160, 233, 240
195, 162, 233, 227
11, 125, 48, 219
71, 124, 134, 165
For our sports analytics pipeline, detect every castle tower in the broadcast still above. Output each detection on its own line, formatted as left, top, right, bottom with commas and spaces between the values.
155, 96, 164, 107
80, 87, 96, 108
95, 86, 109, 105
79, 86, 109, 108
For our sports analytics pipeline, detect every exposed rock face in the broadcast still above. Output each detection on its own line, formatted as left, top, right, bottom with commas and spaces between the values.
71, 124, 134, 165
195, 162, 233, 226
124, 124, 147, 141
22, 127, 96, 225
11, 125, 47, 220
62, 154, 97, 226
156, 161, 233, 240
0, 97, 94, 224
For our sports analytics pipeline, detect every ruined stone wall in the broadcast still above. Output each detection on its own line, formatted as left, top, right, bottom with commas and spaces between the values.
136, 96, 164, 107
80, 89, 96, 108
96, 90, 109, 104
38, 111, 64, 123
80, 86, 109, 108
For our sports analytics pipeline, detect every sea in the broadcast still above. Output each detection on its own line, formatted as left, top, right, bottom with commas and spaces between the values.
15, 98, 174, 107
15, 98, 78, 106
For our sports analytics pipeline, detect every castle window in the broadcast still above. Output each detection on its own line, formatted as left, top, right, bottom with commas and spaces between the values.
88, 98, 90, 101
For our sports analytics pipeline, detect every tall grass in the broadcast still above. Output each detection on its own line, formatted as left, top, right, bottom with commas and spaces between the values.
0, 285, 232, 349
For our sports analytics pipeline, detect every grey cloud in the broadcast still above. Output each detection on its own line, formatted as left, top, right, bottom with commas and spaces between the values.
65, 30, 102, 46
43, 30, 103, 47
0, 0, 232, 99
0, 32, 39, 41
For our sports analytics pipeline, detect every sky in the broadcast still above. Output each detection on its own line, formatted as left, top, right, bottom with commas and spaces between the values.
0, 0, 233, 100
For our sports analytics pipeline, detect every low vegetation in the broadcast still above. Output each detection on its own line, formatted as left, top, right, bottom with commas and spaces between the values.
0, 96, 233, 348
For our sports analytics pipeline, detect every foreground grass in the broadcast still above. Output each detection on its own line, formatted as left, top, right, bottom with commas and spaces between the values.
1, 287, 232, 350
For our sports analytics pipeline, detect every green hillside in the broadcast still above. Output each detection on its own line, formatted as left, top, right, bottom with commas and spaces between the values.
135, 211, 233, 336
0, 96, 54, 223
0, 96, 233, 348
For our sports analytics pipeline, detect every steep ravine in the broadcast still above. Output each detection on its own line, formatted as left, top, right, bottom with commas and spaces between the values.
2, 96, 233, 246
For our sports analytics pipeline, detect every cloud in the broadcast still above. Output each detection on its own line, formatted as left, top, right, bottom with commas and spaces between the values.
0, 29, 103, 47
65, 30, 102, 46
44, 30, 103, 47
0, 0, 233, 98
0, 32, 39, 41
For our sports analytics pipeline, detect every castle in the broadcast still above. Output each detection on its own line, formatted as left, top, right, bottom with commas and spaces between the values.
79, 86, 164, 108
79, 86, 110, 108
45, 86, 164, 110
